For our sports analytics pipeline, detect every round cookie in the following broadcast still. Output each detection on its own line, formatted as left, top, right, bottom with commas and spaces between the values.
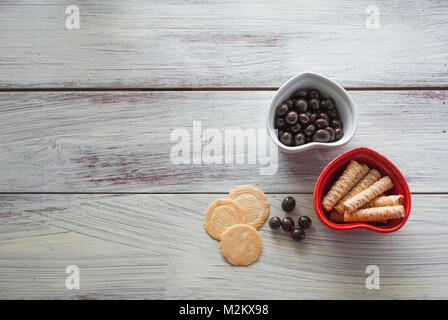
204, 199, 247, 240
220, 224, 262, 266
228, 185, 270, 229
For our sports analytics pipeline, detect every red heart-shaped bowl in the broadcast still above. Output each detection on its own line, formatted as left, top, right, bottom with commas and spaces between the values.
313, 147, 411, 232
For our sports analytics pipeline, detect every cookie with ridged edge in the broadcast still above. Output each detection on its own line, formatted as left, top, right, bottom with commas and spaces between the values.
228, 185, 270, 229
204, 199, 247, 240
220, 224, 262, 266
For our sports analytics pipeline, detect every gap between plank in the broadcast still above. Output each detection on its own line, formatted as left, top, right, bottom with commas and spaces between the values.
0, 86, 448, 92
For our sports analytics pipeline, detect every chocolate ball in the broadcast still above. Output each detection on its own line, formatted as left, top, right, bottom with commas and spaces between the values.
290, 123, 302, 133
295, 99, 308, 113
285, 111, 299, 125
314, 118, 329, 129
304, 124, 316, 136
298, 113, 310, 126
294, 133, 306, 146
281, 217, 295, 232
276, 103, 290, 116
269, 216, 282, 229
309, 89, 320, 99
280, 131, 293, 145
275, 117, 286, 129
313, 129, 331, 142
309, 98, 320, 112
293, 89, 308, 98
298, 216, 312, 229
291, 227, 306, 241
324, 127, 335, 142
282, 196, 296, 212
335, 127, 344, 140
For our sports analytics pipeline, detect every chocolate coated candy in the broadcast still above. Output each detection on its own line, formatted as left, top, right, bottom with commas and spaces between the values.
275, 117, 286, 128
269, 216, 282, 229
280, 131, 293, 145
304, 124, 316, 136
282, 196, 296, 212
277, 103, 290, 116
298, 113, 310, 126
281, 216, 295, 232
298, 216, 312, 229
290, 123, 302, 133
285, 111, 299, 125
314, 118, 329, 129
295, 99, 308, 113
293, 89, 308, 98
309, 89, 320, 99
291, 227, 306, 241
335, 127, 343, 140
324, 127, 335, 142
294, 133, 306, 146
309, 98, 320, 112
313, 129, 331, 142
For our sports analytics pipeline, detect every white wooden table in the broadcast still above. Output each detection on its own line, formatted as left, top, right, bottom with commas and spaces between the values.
0, 1, 447, 299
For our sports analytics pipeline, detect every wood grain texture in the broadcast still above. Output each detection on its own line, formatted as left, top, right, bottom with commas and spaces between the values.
0, 90, 447, 193
0, 0, 447, 88
0, 193, 446, 299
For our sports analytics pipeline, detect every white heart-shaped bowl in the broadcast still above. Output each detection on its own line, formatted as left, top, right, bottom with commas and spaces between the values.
267, 72, 357, 153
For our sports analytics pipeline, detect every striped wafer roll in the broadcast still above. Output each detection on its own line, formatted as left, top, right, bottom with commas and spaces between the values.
334, 169, 382, 214
344, 205, 405, 222
329, 211, 345, 222
343, 176, 393, 214
364, 195, 403, 208
322, 161, 369, 212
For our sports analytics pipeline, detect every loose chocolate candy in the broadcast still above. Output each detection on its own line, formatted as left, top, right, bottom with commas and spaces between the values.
295, 99, 308, 113
304, 124, 316, 136
326, 98, 335, 109
319, 113, 329, 121
314, 118, 329, 129
282, 196, 296, 212
275, 117, 286, 128
291, 227, 306, 241
281, 216, 295, 232
309, 89, 320, 99
276, 103, 290, 116
298, 113, 310, 126
332, 119, 343, 129
313, 129, 331, 142
329, 108, 339, 119
285, 111, 299, 125
293, 89, 308, 98
280, 131, 293, 145
269, 216, 282, 229
294, 133, 306, 146
290, 123, 302, 133
298, 216, 312, 229
309, 98, 320, 112
335, 127, 344, 140
310, 113, 318, 123
324, 127, 335, 142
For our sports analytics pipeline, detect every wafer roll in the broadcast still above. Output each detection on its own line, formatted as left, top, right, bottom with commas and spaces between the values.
330, 211, 345, 222
344, 205, 404, 222
322, 161, 369, 212
334, 169, 382, 214
364, 195, 403, 208
343, 176, 393, 214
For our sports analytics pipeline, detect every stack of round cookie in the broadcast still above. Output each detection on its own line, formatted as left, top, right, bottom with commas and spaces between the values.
204, 185, 270, 266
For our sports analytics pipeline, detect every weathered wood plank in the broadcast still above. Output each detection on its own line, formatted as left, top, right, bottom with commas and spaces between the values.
0, 90, 447, 193
0, 193, 446, 299
0, 0, 447, 88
